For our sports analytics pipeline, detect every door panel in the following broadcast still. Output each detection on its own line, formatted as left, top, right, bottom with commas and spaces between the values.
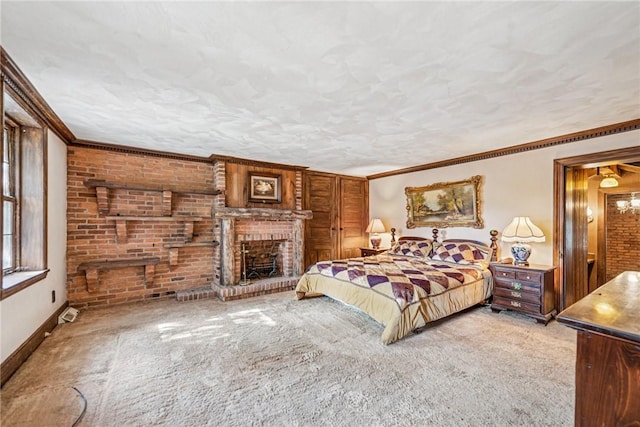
304, 172, 337, 268
339, 177, 368, 259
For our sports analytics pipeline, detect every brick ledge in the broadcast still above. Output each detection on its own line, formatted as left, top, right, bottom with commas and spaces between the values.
175, 277, 299, 302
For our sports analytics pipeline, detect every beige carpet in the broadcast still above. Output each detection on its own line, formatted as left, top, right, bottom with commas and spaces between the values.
1, 292, 576, 426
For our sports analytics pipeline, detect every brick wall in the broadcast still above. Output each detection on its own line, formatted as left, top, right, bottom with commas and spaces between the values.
605, 193, 640, 281
67, 147, 216, 308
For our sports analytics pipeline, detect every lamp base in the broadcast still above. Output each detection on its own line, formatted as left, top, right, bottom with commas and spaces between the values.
370, 235, 382, 249
511, 243, 532, 266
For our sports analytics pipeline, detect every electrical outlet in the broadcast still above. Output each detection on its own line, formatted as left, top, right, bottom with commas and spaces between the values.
51, 290, 56, 303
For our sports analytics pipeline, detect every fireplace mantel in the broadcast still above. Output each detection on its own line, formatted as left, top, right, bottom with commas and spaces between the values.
215, 207, 312, 286
213, 207, 312, 220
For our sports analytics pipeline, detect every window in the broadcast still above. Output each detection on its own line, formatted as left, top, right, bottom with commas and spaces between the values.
1, 90, 48, 299
3, 122, 18, 274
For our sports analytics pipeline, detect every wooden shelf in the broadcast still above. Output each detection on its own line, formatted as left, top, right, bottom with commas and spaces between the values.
104, 215, 203, 221
104, 216, 204, 243
84, 180, 221, 215
84, 180, 221, 195
78, 257, 160, 292
164, 241, 220, 266
164, 241, 219, 249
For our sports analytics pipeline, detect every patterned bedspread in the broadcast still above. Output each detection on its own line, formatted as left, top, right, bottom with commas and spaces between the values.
307, 253, 485, 307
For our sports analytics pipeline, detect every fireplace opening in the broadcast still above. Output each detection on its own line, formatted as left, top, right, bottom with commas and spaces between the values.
239, 239, 284, 282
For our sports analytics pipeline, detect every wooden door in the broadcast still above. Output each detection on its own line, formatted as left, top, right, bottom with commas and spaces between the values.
339, 177, 368, 259
303, 172, 337, 269
554, 146, 640, 311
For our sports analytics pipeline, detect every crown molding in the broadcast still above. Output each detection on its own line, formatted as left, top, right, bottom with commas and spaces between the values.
367, 119, 640, 180
209, 153, 308, 171
1, 47, 75, 143
71, 139, 212, 163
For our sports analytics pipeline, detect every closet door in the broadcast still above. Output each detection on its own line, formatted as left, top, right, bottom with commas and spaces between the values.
338, 177, 368, 259
303, 172, 338, 269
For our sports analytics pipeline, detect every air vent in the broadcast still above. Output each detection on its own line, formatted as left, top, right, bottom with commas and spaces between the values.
58, 307, 79, 324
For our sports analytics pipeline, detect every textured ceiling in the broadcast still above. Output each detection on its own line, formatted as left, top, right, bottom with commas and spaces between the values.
2, 2, 639, 176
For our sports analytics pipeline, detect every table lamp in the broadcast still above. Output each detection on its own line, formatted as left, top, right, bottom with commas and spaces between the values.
501, 217, 545, 266
365, 218, 385, 249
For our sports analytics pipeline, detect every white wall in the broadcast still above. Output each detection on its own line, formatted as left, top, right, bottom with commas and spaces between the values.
1, 130, 67, 363
369, 131, 640, 266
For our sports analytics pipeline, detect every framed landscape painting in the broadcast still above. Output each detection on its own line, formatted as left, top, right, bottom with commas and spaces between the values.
248, 172, 281, 204
405, 175, 484, 229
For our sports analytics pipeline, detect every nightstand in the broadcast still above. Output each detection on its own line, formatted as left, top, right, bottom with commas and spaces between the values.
360, 247, 388, 257
490, 263, 557, 325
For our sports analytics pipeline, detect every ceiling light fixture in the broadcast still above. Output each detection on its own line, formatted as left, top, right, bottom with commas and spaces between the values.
600, 175, 619, 188
616, 193, 640, 214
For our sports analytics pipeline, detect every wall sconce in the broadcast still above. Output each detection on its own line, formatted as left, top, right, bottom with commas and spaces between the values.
365, 218, 386, 249
587, 207, 593, 223
501, 217, 546, 266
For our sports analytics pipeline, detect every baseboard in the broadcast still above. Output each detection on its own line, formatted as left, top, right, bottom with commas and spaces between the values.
1, 302, 68, 387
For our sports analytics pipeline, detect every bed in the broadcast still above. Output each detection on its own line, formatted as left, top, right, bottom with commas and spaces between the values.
295, 232, 497, 344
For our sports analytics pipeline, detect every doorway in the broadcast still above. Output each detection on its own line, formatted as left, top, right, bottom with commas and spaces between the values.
554, 146, 640, 311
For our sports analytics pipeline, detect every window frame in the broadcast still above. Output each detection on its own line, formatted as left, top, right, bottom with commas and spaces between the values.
3, 118, 19, 275
1, 86, 49, 300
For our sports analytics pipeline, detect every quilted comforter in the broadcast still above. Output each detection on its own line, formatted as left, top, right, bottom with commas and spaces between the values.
296, 253, 492, 344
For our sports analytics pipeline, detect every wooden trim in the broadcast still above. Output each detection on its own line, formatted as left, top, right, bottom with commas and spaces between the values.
367, 119, 640, 180
555, 145, 640, 168
210, 153, 308, 171
1, 47, 74, 143
305, 169, 369, 181
0, 301, 67, 386
71, 139, 212, 163
84, 180, 221, 195
0, 270, 49, 301
78, 257, 160, 271
1, 76, 3, 292
553, 146, 640, 312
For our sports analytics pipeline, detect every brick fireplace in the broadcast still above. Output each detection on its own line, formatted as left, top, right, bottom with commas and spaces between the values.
204, 159, 313, 301
211, 207, 312, 300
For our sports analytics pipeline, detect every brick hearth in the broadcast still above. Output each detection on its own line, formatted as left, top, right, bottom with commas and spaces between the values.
175, 278, 298, 302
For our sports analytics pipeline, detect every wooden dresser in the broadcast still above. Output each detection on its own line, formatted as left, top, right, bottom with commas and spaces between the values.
490, 263, 556, 324
557, 271, 640, 427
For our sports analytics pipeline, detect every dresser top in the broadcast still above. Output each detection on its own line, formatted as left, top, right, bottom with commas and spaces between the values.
557, 271, 640, 344
490, 262, 556, 272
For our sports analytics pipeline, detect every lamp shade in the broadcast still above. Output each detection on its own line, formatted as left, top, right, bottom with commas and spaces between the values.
365, 218, 385, 249
501, 217, 545, 243
599, 176, 619, 188
365, 218, 386, 234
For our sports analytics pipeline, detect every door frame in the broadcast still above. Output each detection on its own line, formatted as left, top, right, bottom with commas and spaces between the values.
554, 146, 640, 311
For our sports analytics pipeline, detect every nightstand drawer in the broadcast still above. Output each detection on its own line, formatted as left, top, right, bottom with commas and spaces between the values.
516, 270, 542, 283
493, 269, 516, 280
493, 296, 541, 315
494, 287, 540, 304
494, 279, 540, 294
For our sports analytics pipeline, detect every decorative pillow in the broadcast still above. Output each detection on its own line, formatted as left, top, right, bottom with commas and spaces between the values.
389, 240, 433, 258
431, 242, 487, 264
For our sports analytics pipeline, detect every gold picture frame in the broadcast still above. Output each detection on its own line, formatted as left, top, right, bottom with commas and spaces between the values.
405, 175, 484, 229
248, 172, 281, 204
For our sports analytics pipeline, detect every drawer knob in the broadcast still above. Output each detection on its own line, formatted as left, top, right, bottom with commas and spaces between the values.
526, 275, 531, 280
511, 291, 522, 298
502, 272, 507, 276
512, 282, 522, 290
510, 301, 522, 308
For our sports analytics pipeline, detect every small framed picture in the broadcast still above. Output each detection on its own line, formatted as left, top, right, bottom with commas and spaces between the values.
248, 172, 281, 204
